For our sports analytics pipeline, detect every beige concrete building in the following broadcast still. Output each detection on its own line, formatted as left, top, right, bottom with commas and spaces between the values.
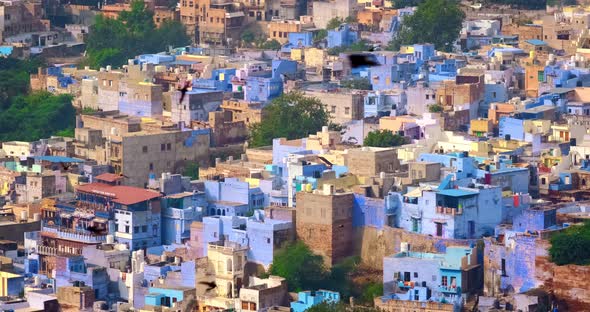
267, 20, 305, 44
345, 146, 401, 177
304, 89, 365, 124
74, 112, 210, 187
296, 185, 354, 266
238, 276, 288, 312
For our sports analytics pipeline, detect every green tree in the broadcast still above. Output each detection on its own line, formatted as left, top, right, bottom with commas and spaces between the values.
0, 92, 75, 141
241, 30, 256, 45
340, 78, 372, 90
361, 282, 383, 305
387, 0, 465, 52
85, 0, 190, 68
314, 29, 328, 44
327, 17, 344, 30
261, 39, 281, 50
248, 92, 330, 147
549, 221, 590, 265
428, 104, 443, 113
0, 58, 44, 109
55, 128, 75, 138
267, 241, 327, 292
363, 130, 407, 147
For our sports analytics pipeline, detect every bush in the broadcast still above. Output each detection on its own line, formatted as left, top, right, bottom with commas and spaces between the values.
549, 221, 590, 265
364, 130, 407, 147
428, 104, 443, 113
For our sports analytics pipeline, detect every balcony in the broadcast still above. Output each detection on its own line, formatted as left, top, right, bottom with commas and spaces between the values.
41, 226, 106, 244
37, 245, 58, 256
435, 206, 463, 215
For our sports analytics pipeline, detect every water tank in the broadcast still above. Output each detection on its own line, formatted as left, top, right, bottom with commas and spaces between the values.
380, 172, 386, 179
160, 254, 167, 262
305, 183, 313, 192
322, 126, 329, 133
20, 210, 28, 221
174, 257, 181, 265
400, 242, 409, 252
33, 213, 41, 222
34, 275, 41, 286
106, 235, 114, 244
106, 65, 112, 71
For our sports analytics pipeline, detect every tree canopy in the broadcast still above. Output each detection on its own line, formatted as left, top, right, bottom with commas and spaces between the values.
387, 0, 465, 52
267, 241, 327, 292
428, 104, 443, 113
85, 0, 190, 68
248, 92, 330, 147
0, 92, 75, 142
0, 58, 75, 142
549, 221, 590, 265
364, 130, 407, 147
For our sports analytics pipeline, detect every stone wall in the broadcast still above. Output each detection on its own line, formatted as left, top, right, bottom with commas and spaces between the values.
353, 226, 476, 270
535, 240, 590, 311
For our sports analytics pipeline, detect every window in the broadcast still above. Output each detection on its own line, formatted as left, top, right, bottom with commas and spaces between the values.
266, 238, 271, 244
403, 271, 411, 282
161, 143, 165, 151
425, 94, 429, 100
331, 105, 336, 113
149, 163, 154, 170
142, 225, 147, 232
345, 107, 350, 115
134, 226, 139, 233
501, 258, 507, 276
541, 178, 546, 185
166, 143, 171, 150
142, 146, 148, 153
492, 91, 496, 98
468, 220, 475, 236
125, 225, 130, 233
441, 276, 448, 286
414, 272, 418, 278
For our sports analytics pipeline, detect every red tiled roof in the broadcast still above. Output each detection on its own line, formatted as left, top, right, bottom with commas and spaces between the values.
95, 173, 123, 183
76, 183, 161, 205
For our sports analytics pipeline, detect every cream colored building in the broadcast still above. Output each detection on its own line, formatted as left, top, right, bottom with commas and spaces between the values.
1, 141, 32, 158
196, 241, 247, 312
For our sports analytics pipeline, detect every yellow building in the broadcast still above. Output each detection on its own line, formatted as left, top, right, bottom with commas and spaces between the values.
303, 48, 327, 71
470, 119, 492, 137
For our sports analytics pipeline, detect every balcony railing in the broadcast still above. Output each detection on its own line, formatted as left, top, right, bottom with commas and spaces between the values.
37, 245, 58, 256
436, 206, 463, 215
41, 226, 106, 244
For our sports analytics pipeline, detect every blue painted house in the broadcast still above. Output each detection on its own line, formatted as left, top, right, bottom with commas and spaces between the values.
327, 24, 358, 48
291, 290, 341, 312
